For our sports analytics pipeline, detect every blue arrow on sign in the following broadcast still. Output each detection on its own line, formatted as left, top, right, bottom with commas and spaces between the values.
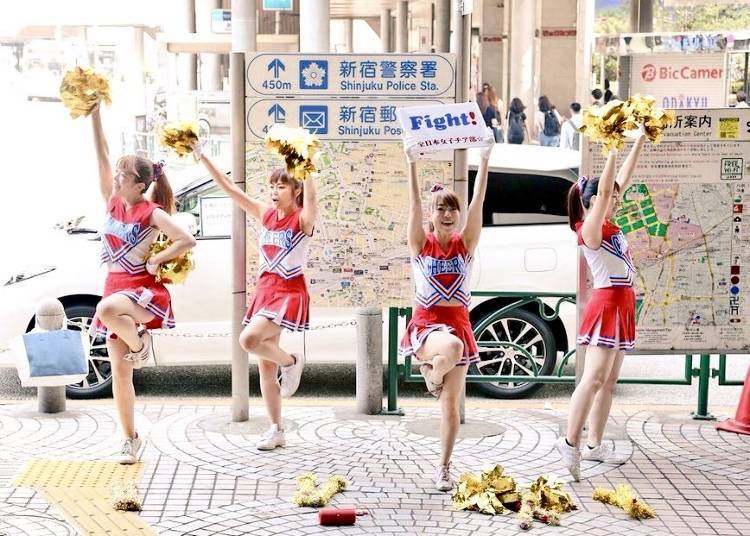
268, 103, 286, 123
268, 58, 285, 78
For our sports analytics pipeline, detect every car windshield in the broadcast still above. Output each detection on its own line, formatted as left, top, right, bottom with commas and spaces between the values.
469, 170, 573, 226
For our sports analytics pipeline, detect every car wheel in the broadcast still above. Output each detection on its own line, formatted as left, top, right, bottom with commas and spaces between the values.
470, 308, 556, 399
61, 304, 113, 399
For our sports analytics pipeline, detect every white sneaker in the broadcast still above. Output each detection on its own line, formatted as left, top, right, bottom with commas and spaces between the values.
555, 436, 581, 481
434, 463, 454, 492
279, 353, 305, 398
115, 435, 143, 465
124, 331, 152, 369
581, 442, 629, 464
256, 424, 286, 451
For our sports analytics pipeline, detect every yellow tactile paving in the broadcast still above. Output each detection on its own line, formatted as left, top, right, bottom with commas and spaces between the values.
44, 487, 156, 536
13, 460, 155, 536
14, 460, 143, 489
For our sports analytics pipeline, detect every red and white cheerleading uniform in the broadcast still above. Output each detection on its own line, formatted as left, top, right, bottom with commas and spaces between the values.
90, 197, 175, 339
399, 233, 479, 365
576, 220, 636, 351
243, 207, 311, 331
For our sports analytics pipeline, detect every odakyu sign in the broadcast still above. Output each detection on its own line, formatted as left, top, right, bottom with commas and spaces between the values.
396, 102, 490, 154
631, 53, 726, 109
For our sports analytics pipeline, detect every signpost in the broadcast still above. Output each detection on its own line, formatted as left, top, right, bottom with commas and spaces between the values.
246, 98, 448, 140
245, 53, 456, 97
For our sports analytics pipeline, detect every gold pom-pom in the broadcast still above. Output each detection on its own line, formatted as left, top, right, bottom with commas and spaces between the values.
516, 475, 575, 529
146, 232, 195, 284
292, 473, 348, 507
451, 465, 517, 515
159, 122, 199, 157
579, 94, 676, 155
59, 67, 111, 119
111, 480, 142, 511
592, 484, 656, 520
264, 124, 320, 181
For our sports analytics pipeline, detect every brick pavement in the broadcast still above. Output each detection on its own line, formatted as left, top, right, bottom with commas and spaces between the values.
0, 401, 748, 535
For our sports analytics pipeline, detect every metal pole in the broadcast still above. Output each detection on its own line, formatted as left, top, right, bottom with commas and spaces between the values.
230, 0, 256, 423
451, 0, 470, 425
386, 307, 401, 414
356, 307, 383, 414
692, 354, 716, 421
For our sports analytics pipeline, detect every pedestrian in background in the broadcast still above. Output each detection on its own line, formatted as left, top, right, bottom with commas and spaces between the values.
591, 88, 603, 108
535, 95, 562, 147
505, 97, 529, 144
560, 102, 583, 151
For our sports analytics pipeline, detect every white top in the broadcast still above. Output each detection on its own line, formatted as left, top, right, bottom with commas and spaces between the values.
560, 113, 583, 150
257, 207, 311, 280
577, 221, 636, 288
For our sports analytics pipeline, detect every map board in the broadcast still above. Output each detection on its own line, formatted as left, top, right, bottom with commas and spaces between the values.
582, 108, 750, 352
244, 142, 453, 307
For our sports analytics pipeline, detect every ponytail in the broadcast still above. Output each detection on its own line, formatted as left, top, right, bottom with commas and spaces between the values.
566, 183, 584, 231
117, 154, 175, 214
151, 172, 175, 214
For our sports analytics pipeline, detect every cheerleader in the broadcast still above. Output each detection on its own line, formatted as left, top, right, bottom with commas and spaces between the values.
400, 135, 494, 491
556, 134, 646, 480
89, 105, 196, 464
193, 143, 314, 451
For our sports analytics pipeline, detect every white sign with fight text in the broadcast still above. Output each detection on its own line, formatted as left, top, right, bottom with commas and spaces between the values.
396, 102, 489, 154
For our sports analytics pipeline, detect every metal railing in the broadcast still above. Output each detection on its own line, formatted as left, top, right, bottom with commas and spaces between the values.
385, 291, 740, 419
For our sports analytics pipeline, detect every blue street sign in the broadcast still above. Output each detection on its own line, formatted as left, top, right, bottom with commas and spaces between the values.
268, 104, 286, 123
268, 58, 285, 78
246, 53, 456, 98
299, 105, 328, 134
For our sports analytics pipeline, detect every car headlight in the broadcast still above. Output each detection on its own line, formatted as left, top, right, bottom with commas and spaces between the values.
4, 265, 56, 286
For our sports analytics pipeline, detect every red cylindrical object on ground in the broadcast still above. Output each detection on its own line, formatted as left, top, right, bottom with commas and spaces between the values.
318, 507, 357, 526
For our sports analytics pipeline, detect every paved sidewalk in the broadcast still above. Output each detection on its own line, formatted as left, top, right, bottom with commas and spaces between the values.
0, 399, 749, 536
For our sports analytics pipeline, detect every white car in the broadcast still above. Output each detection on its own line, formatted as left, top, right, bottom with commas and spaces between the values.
0, 144, 580, 399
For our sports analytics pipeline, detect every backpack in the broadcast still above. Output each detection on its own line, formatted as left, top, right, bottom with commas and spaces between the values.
543, 110, 561, 137
507, 112, 524, 143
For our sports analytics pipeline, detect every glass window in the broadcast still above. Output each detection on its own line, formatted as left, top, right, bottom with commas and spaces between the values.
469, 170, 573, 226
177, 184, 231, 238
